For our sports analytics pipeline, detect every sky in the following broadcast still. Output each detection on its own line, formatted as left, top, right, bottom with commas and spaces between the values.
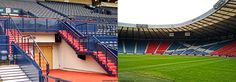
118, 0, 219, 25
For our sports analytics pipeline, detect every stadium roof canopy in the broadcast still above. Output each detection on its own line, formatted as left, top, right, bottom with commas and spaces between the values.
118, 0, 236, 40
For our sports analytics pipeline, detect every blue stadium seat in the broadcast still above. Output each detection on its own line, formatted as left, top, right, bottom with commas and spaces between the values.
39, 2, 117, 18
136, 41, 148, 54
124, 40, 135, 53
118, 41, 124, 53
0, 0, 63, 18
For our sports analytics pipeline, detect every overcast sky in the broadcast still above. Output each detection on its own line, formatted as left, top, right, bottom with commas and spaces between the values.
118, 0, 219, 25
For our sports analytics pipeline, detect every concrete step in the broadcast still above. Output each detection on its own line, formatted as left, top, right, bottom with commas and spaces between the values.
0, 65, 32, 82
0, 73, 27, 77
1, 75, 28, 80
2, 78, 31, 82
0, 71, 25, 75
0, 68, 22, 73
0, 66, 20, 70
0, 65, 19, 68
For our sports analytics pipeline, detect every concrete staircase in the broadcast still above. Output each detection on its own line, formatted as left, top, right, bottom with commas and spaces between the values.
58, 30, 117, 76
0, 65, 31, 82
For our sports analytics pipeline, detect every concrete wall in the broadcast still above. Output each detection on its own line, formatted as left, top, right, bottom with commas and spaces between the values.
32, 34, 55, 43
52, 44, 60, 69
24, 33, 106, 74
57, 40, 106, 74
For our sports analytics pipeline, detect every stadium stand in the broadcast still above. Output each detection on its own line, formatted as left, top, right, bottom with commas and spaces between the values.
74, 16, 117, 23
0, 0, 117, 81
0, 0, 64, 18
146, 42, 159, 54
119, 0, 236, 57
124, 40, 135, 53
211, 40, 236, 56
164, 42, 180, 54
118, 41, 124, 53
136, 40, 148, 54
120, 39, 234, 56
66, 20, 118, 49
38, 1, 117, 18
156, 42, 170, 54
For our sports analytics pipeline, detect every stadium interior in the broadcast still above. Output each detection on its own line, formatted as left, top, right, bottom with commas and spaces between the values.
118, 0, 236, 82
0, 0, 117, 82
118, 0, 236, 57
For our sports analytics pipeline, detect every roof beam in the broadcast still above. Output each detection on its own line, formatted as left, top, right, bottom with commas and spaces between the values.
202, 18, 236, 34
193, 22, 221, 36
188, 24, 212, 37
141, 28, 148, 39
155, 28, 166, 38
184, 26, 205, 38
198, 20, 230, 34
151, 28, 161, 38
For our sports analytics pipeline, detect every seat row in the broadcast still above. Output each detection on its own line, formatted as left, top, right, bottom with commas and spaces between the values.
0, 0, 63, 18
119, 39, 234, 56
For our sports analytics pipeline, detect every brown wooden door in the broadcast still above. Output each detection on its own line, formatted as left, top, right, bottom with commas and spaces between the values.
35, 46, 53, 70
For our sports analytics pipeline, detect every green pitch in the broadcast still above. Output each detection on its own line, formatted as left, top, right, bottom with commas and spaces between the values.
118, 54, 236, 82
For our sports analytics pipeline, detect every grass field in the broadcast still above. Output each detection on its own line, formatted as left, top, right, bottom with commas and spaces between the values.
118, 54, 236, 82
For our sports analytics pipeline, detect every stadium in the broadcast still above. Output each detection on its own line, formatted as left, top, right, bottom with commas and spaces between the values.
0, 0, 117, 82
118, 0, 236, 82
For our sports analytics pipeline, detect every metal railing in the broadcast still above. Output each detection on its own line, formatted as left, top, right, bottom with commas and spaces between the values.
73, 16, 117, 24
89, 36, 118, 66
12, 42, 43, 82
11, 17, 59, 32
0, 24, 5, 35
5, 16, 50, 79
44, 76, 71, 82
66, 19, 117, 36
66, 19, 118, 50
60, 21, 117, 75
59, 21, 88, 54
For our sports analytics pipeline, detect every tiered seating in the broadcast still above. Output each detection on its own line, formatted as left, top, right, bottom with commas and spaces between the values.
120, 39, 236, 56
0, 0, 63, 18
228, 50, 236, 57
73, 23, 117, 49
182, 41, 200, 55
95, 24, 117, 36
39, 2, 117, 18
207, 40, 231, 51
124, 40, 135, 53
156, 42, 170, 54
58, 30, 117, 75
75, 16, 117, 23
6, 29, 30, 55
211, 41, 236, 56
146, 42, 159, 54
171, 42, 188, 54
118, 41, 124, 53
66, 20, 117, 50
58, 30, 88, 53
191, 41, 212, 55
164, 42, 180, 54
136, 41, 148, 54
73, 23, 117, 36
97, 36, 117, 49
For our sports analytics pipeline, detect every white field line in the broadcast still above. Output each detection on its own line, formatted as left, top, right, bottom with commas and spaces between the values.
120, 58, 222, 71
119, 56, 211, 62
